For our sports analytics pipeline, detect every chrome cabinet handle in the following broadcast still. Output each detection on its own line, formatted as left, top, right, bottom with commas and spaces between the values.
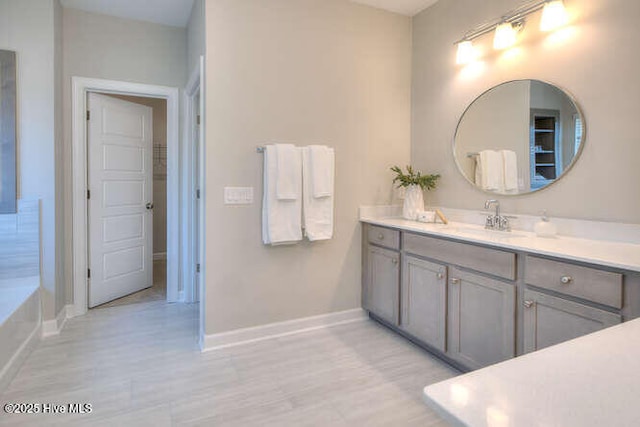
378, 233, 385, 240
451, 278, 460, 284
146, 202, 154, 210
436, 272, 444, 280
524, 300, 535, 308
560, 276, 573, 284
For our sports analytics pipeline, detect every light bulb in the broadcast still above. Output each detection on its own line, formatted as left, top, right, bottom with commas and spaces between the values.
456, 40, 475, 65
493, 23, 517, 50
540, 0, 569, 32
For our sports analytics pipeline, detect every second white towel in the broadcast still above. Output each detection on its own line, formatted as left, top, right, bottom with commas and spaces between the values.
501, 150, 518, 192
302, 146, 334, 241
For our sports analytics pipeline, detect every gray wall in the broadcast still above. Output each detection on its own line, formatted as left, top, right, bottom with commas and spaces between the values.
62, 8, 187, 307
412, 0, 640, 223
0, 0, 63, 320
204, 0, 412, 334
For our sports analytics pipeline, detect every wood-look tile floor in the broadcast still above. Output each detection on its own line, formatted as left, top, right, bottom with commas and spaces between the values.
0, 300, 458, 426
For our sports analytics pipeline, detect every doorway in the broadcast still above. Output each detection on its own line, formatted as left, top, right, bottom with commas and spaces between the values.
71, 77, 184, 317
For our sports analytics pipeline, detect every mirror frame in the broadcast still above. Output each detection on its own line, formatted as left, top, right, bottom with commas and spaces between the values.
0, 50, 17, 213
452, 79, 587, 196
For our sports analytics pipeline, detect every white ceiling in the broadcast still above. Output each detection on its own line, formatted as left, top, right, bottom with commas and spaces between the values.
60, 0, 196, 28
350, 0, 440, 16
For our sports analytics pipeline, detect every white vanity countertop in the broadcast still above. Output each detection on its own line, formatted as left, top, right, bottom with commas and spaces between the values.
360, 217, 640, 273
423, 317, 640, 427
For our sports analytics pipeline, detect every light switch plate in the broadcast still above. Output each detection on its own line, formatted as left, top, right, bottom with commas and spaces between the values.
224, 187, 254, 205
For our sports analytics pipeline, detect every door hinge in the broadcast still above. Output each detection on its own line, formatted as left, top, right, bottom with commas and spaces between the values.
86, 110, 90, 120
196, 189, 201, 200
87, 268, 91, 279
87, 189, 91, 199
196, 114, 200, 125
196, 264, 201, 273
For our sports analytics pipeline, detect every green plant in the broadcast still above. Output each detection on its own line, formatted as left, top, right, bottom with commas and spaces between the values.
391, 165, 440, 191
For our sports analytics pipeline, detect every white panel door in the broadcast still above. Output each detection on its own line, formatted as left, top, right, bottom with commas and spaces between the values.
88, 93, 153, 307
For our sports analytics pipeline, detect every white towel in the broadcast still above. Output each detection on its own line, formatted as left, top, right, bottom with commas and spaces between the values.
476, 150, 503, 191
262, 145, 302, 245
302, 147, 334, 241
275, 144, 300, 200
309, 145, 333, 198
501, 150, 518, 191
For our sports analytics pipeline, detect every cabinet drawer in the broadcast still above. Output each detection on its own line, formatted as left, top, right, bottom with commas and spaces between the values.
367, 225, 400, 250
403, 233, 516, 280
525, 256, 622, 309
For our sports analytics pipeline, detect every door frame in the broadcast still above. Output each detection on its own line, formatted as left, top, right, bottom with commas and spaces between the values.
72, 77, 180, 316
183, 59, 205, 305
184, 57, 207, 347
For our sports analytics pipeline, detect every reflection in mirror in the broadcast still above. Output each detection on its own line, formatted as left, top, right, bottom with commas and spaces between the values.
454, 80, 585, 195
0, 50, 17, 213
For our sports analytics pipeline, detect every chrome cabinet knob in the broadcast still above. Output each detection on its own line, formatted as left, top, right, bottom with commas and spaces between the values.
523, 300, 535, 308
378, 233, 384, 240
146, 202, 154, 210
392, 258, 398, 265
437, 272, 444, 280
451, 278, 460, 284
560, 276, 573, 284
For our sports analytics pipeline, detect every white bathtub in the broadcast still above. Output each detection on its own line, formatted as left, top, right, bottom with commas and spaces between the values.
0, 200, 41, 391
0, 283, 41, 392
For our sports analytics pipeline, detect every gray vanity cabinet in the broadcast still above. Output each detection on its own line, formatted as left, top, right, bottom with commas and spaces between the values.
523, 289, 622, 353
447, 267, 516, 370
362, 221, 637, 372
400, 256, 447, 352
364, 245, 400, 325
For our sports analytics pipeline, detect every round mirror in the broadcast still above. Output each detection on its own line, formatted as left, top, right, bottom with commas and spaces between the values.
454, 80, 585, 195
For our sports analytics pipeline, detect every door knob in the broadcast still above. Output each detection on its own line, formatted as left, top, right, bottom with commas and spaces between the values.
378, 233, 385, 240
451, 278, 460, 284
392, 258, 398, 265
560, 276, 573, 284
523, 300, 535, 308
436, 272, 444, 280
146, 202, 154, 210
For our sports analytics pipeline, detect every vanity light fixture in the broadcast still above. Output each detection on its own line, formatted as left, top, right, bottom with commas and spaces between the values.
493, 22, 519, 50
454, 0, 569, 64
540, 0, 569, 32
456, 40, 476, 65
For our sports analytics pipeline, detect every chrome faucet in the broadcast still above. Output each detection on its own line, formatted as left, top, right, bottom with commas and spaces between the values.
484, 199, 511, 231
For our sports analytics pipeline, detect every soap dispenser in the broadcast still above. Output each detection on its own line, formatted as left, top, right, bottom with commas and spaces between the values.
534, 210, 557, 238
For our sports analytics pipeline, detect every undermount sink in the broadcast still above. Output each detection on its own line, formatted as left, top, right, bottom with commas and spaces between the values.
452, 225, 528, 240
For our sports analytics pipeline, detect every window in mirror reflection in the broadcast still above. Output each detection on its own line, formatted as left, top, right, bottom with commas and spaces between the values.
0, 49, 17, 213
454, 79, 585, 195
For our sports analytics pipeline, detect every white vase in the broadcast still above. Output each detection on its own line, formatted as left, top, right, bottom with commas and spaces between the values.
403, 185, 424, 220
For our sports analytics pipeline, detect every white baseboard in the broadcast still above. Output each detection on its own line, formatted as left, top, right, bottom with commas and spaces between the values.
201, 308, 367, 352
42, 304, 73, 338
0, 323, 41, 393
153, 252, 167, 261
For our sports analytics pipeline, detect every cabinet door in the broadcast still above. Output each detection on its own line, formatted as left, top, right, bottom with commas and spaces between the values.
400, 256, 447, 352
523, 289, 622, 353
364, 245, 400, 325
448, 267, 515, 370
